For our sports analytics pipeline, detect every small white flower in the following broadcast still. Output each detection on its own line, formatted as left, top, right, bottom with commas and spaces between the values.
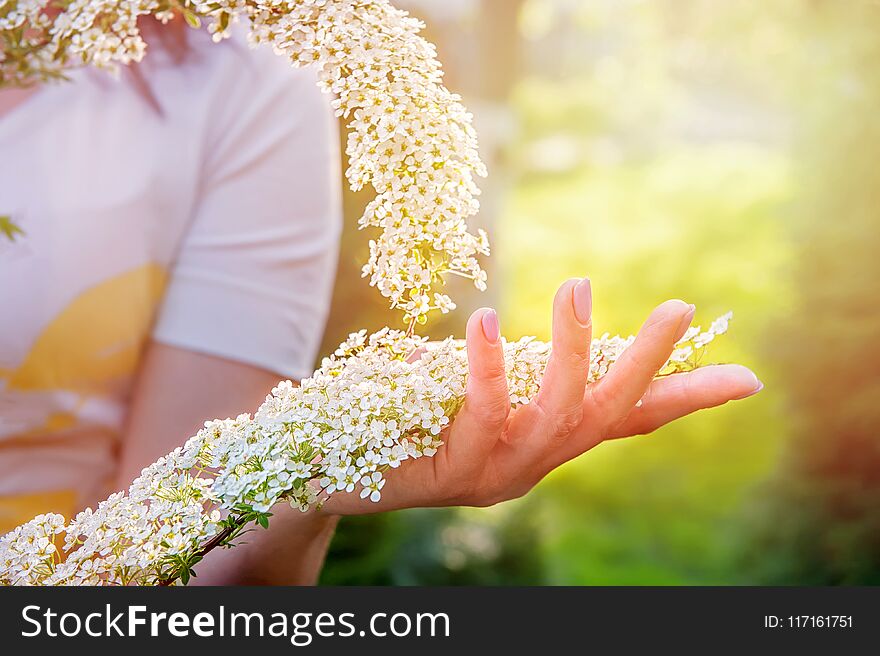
359, 472, 386, 503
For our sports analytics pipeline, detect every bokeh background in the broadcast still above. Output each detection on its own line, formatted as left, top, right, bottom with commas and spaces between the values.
317, 0, 880, 585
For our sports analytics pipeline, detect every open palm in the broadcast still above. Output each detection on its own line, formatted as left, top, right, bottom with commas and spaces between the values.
322, 278, 762, 515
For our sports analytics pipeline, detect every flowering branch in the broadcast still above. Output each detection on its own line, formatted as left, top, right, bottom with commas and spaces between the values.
1, 317, 733, 586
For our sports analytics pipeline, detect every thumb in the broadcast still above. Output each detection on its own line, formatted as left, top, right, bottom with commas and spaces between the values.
446, 308, 510, 464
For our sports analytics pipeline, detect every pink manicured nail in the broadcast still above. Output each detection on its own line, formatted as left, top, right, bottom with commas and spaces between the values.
674, 304, 696, 342
481, 309, 500, 344
733, 381, 764, 400
573, 277, 592, 327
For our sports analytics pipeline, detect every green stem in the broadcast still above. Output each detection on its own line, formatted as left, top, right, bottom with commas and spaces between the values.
156, 518, 244, 586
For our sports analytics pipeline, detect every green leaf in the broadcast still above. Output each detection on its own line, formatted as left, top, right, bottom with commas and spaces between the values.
0, 215, 24, 242
182, 9, 201, 29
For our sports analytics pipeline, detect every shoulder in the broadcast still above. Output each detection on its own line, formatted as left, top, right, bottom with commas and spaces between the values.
142, 25, 325, 119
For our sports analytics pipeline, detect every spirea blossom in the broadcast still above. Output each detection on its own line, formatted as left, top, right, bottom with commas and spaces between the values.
1, 318, 732, 585
1, 0, 488, 325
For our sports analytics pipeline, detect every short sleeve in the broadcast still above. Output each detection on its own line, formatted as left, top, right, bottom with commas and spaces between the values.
152, 46, 342, 380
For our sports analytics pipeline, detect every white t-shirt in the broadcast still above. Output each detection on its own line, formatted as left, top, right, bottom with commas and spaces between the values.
0, 30, 342, 532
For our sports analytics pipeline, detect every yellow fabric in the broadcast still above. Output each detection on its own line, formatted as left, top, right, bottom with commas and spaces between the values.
0, 264, 167, 529
2, 263, 167, 394
0, 489, 78, 535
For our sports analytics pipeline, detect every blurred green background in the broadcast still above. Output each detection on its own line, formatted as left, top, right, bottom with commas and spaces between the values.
317, 0, 880, 585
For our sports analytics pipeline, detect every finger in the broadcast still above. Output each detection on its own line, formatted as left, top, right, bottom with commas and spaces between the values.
534, 277, 593, 430
590, 299, 694, 422
406, 345, 427, 363
606, 365, 763, 438
445, 308, 510, 465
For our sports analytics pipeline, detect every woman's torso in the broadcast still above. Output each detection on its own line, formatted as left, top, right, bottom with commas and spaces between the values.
0, 31, 342, 532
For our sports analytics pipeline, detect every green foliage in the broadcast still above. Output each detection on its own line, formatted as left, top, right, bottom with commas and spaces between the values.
736, 0, 880, 585
160, 550, 204, 585
221, 508, 273, 545
321, 0, 876, 585
0, 215, 24, 242
322, 505, 544, 585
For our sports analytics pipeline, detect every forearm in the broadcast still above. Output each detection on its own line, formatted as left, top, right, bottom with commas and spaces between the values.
117, 341, 337, 585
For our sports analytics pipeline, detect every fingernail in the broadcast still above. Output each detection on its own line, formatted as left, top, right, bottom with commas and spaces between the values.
733, 381, 764, 400
481, 309, 500, 344
674, 304, 696, 342
572, 277, 592, 327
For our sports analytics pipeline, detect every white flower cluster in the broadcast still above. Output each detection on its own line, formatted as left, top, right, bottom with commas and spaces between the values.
1, 317, 731, 585
0, 513, 64, 586
666, 311, 733, 371
247, 0, 489, 324
1, 0, 488, 324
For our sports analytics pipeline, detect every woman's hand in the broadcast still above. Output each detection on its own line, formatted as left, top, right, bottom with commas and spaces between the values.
322, 278, 762, 515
